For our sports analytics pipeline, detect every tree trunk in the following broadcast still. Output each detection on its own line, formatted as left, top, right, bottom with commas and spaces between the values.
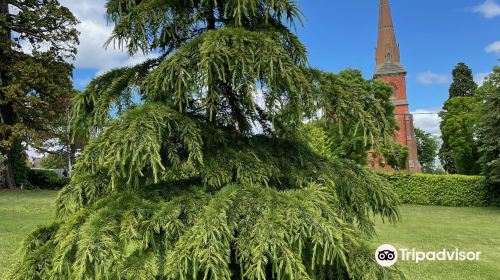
221, 68, 248, 134
0, 0, 17, 188
206, 0, 216, 30
66, 104, 72, 176
3, 154, 16, 188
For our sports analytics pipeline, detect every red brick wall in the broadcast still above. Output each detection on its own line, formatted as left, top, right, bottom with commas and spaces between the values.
379, 75, 409, 147
371, 74, 422, 173
379, 75, 407, 100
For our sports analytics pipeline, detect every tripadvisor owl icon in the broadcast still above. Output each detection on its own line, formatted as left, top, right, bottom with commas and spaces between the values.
375, 244, 398, 267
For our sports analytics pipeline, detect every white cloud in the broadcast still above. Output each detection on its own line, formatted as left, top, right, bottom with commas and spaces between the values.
59, 0, 154, 73
416, 71, 450, 84
412, 108, 442, 137
475, 72, 491, 85
485, 41, 500, 54
472, 0, 500, 18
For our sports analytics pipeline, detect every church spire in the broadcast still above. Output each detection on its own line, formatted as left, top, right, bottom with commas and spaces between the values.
375, 0, 405, 76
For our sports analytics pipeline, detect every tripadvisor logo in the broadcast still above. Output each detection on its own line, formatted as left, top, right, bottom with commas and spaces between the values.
375, 244, 398, 267
375, 244, 481, 267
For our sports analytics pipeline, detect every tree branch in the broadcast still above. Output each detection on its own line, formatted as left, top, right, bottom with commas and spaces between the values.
28, 143, 66, 155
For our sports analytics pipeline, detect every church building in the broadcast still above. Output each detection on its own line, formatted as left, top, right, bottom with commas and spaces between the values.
371, 0, 422, 173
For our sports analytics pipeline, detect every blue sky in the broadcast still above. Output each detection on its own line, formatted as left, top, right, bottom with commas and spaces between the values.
65, 0, 500, 136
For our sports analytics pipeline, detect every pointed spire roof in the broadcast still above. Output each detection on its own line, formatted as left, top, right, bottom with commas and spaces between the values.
375, 0, 406, 76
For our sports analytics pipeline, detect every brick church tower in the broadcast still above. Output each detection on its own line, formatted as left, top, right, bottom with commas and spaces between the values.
372, 0, 421, 172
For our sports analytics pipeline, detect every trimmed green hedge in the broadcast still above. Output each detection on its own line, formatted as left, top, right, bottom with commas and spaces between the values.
27, 169, 70, 190
382, 173, 500, 207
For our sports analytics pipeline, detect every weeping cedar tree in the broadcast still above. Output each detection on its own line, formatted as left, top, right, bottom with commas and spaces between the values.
0, 0, 78, 188
12, 1, 404, 279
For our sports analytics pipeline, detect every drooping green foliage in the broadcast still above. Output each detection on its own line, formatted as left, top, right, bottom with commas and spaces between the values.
12, 0, 404, 279
477, 66, 500, 186
302, 69, 399, 160
414, 128, 438, 173
301, 69, 409, 170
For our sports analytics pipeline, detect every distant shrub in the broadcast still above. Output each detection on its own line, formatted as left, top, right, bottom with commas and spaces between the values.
27, 169, 70, 190
382, 173, 500, 207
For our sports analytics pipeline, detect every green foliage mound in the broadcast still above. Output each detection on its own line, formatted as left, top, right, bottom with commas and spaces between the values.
12, 125, 403, 279
382, 173, 499, 207
27, 169, 70, 190
11, 0, 404, 279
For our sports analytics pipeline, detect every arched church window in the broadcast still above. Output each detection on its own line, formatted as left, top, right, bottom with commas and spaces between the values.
386, 51, 392, 63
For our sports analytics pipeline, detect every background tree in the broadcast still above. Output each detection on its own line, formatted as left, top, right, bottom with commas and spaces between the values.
31, 90, 88, 174
39, 154, 67, 169
414, 128, 438, 173
439, 62, 480, 175
439, 97, 480, 175
477, 66, 500, 186
12, 1, 403, 279
303, 69, 408, 168
439, 141, 456, 173
381, 144, 409, 171
449, 62, 477, 98
0, 0, 78, 188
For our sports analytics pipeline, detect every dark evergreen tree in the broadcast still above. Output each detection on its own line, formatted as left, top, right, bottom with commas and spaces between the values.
449, 62, 477, 98
0, 0, 78, 188
11, 1, 403, 279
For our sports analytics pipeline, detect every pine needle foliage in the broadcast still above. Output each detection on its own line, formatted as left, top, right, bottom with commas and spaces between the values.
12, 0, 405, 279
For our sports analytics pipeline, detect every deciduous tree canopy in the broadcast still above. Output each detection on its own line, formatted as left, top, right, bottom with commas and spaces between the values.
0, 0, 78, 188
440, 62, 480, 175
477, 66, 500, 186
414, 128, 438, 173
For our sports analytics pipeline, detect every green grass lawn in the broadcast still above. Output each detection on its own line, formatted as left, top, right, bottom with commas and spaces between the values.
373, 205, 500, 280
0, 190, 58, 279
0, 191, 499, 279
